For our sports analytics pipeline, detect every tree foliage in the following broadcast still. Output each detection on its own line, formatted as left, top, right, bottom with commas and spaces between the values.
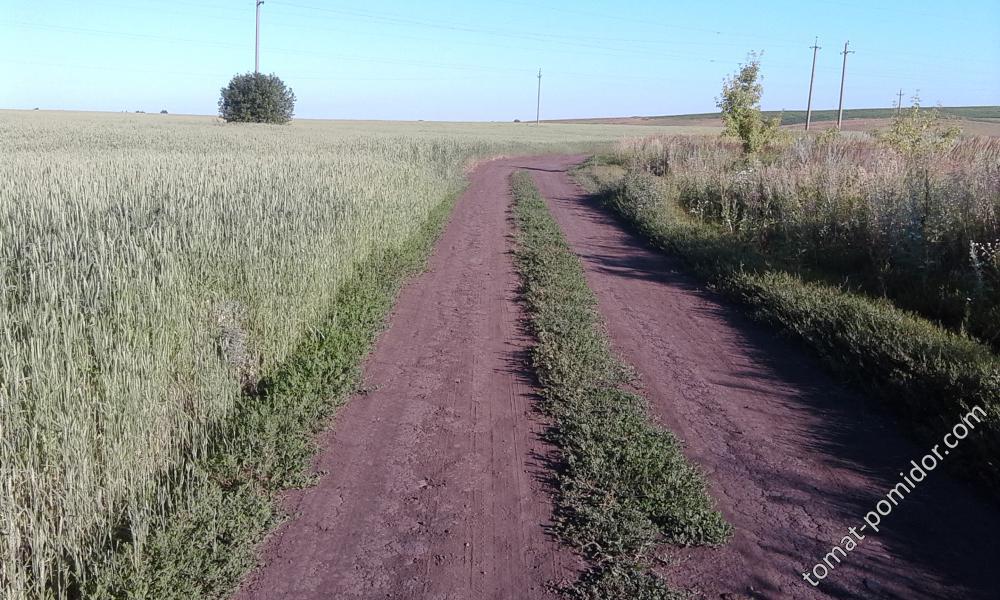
873, 96, 961, 158
716, 54, 781, 154
218, 73, 296, 124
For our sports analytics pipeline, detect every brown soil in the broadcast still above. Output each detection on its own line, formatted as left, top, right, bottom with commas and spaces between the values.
530, 161, 1000, 599
232, 157, 587, 600
234, 154, 1000, 600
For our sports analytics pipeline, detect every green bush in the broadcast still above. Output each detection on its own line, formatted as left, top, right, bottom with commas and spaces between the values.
218, 73, 296, 124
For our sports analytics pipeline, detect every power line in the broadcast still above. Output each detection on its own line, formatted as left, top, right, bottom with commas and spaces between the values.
495, 0, 806, 46
1, 21, 532, 74
248, 14, 750, 67
8, 7, 997, 82
0, 26, 695, 85
11, 17, 991, 92
5, 21, 240, 50
5, 1, 996, 113
84, 0, 807, 53
88, 0, 1000, 68
265, 0, 803, 61
0, 57, 515, 83
798, 0, 988, 25
0, 20, 767, 82
5, 17, 740, 71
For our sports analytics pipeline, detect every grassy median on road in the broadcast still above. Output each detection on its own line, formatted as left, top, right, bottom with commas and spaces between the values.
511, 171, 729, 599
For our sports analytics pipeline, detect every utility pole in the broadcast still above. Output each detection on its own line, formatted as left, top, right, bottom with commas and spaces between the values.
255, 0, 264, 73
836, 40, 854, 130
805, 37, 821, 131
536, 69, 542, 126
896, 89, 904, 115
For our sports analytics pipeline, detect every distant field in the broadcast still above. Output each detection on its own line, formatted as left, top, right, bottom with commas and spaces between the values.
772, 106, 1000, 125
0, 109, 722, 140
549, 106, 1000, 135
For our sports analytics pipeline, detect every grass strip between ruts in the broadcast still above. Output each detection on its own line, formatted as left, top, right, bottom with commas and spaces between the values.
511, 171, 729, 600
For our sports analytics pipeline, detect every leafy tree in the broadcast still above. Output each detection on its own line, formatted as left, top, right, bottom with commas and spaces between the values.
873, 95, 960, 158
218, 73, 296, 124
716, 53, 781, 154
816, 126, 840, 145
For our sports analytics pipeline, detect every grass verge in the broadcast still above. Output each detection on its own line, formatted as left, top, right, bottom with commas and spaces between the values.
510, 171, 729, 599
576, 161, 1000, 500
76, 194, 458, 599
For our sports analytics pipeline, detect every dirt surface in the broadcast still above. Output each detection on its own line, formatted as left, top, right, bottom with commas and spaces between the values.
233, 156, 587, 600
530, 162, 1000, 599
233, 154, 1000, 600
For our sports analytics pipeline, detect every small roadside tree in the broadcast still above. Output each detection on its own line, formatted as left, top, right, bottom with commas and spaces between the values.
218, 72, 296, 124
873, 95, 960, 159
716, 53, 781, 154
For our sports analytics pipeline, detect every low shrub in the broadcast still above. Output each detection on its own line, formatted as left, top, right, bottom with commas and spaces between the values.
218, 72, 296, 124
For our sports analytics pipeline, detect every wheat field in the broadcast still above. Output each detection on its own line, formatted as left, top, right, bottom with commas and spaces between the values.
0, 110, 715, 597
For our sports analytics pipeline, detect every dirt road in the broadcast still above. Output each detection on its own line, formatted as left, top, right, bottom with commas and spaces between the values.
529, 161, 1000, 599
234, 156, 586, 600
235, 154, 999, 600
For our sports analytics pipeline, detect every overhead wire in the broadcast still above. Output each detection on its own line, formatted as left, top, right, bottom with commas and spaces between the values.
5, 0, 997, 106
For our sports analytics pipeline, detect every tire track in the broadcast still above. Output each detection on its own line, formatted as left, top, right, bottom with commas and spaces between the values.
528, 161, 1000, 600
233, 156, 587, 600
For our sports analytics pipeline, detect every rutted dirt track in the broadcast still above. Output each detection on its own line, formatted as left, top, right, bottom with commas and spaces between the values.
234, 157, 584, 600
529, 160, 1000, 599
236, 155, 1000, 600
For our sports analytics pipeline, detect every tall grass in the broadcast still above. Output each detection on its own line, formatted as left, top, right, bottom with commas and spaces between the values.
0, 111, 654, 598
613, 135, 1000, 347
578, 142, 1000, 500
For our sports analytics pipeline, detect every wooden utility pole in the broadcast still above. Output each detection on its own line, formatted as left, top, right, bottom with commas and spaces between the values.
837, 41, 854, 130
896, 89, 904, 115
805, 37, 821, 131
255, 1, 264, 73
536, 69, 542, 126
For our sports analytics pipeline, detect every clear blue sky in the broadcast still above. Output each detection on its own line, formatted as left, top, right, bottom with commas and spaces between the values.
2, 0, 998, 120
